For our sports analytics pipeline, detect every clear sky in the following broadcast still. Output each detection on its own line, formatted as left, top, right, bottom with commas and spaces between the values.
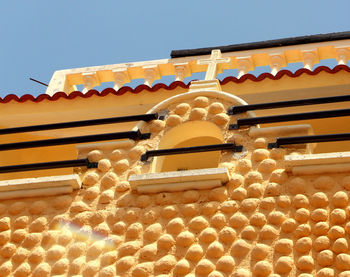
1, 0, 349, 97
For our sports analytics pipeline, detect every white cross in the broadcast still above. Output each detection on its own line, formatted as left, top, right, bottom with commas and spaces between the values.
197, 49, 230, 80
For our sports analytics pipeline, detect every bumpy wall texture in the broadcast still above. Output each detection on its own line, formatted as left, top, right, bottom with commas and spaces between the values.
0, 96, 349, 277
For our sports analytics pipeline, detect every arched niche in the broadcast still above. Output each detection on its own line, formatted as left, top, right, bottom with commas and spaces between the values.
152, 121, 224, 173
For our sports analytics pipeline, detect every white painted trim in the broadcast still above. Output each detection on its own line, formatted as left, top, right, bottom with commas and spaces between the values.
285, 151, 350, 167
128, 167, 229, 192
0, 174, 81, 200
133, 90, 256, 132
285, 151, 350, 175
0, 186, 73, 200
137, 179, 222, 194
46, 38, 350, 96
129, 167, 229, 185
291, 163, 350, 175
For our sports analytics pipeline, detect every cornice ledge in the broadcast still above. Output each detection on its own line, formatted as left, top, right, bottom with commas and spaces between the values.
285, 151, 350, 175
128, 167, 229, 193
0, 174, 81, 200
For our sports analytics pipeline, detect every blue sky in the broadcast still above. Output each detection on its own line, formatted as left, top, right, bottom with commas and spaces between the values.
1, 0, 349, 97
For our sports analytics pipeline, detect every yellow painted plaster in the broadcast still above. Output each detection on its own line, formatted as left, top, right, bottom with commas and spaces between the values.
1, 59, 350, 277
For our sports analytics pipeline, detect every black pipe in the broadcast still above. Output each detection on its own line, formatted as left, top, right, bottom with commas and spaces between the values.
268, 133, 350, 149
0, 130, 150, 151
0, 158, 97, 174
29, 78, 48, 87
0, 113, 159, 135
171, 31, 350, 58
141, 143, 243, 162
227, 95, 350, 115
229, 109, 350, 130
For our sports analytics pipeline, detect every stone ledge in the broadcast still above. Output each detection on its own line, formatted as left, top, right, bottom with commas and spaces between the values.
0, 174, 81, 200
128, 167, 229, 193
0, 186, 73, 200
285, 151, 350, 175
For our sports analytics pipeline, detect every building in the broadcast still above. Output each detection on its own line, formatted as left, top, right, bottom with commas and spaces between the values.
0, 31, 350, 276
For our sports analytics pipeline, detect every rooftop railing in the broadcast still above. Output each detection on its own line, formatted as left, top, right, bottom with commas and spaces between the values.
46, 32, 350, 96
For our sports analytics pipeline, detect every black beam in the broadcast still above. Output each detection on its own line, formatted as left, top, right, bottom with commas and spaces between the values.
227, 95, 350, 115
0, 113, 159, 135
229, 109, 350, 130
171, 31, 350, 58
0, 130, 150, 151
0, 158, 97, 174
141, 143, 243, 162
268, 133, 350, 149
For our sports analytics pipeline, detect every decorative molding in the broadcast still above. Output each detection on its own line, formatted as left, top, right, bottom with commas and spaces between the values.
189, 80, 221, 91
0, 174, 81, 200
285, 151, 350, 175
302, 50, 319, 70
134, 89, 255, 132
44, 38, 350, 96
173, 63, 191, 81
82, 72, 100, 93
335, 47, 350, 65
113, 68, 130, 90
269, 53, 286, 76
128, 167, 229, 193
137, 180, 222, 194
236, 57, 254, 78
8, 65, 349, 104
143, 65, 161, 87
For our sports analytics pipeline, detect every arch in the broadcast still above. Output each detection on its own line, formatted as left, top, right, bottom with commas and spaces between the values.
133, 89, 256, 132
152, 121, 224, 172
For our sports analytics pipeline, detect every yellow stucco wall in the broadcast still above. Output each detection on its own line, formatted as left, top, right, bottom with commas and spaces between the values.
1, 67, 350, 179
0, 90, 350, 276
0, 68, 350, 276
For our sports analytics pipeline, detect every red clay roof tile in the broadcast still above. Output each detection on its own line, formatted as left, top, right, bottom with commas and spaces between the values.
1, 65, 349, 104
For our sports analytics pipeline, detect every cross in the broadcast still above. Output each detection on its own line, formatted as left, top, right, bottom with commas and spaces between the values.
197, 49, 230, 80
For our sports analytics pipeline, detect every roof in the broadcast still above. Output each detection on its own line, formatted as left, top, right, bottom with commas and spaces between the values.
1, 65, 349, 104
171, 31, 350, 58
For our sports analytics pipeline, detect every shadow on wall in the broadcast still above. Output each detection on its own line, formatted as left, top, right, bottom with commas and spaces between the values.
152, 121, 224, 173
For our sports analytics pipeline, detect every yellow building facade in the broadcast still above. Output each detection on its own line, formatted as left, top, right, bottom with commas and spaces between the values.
0, 32, 350, 276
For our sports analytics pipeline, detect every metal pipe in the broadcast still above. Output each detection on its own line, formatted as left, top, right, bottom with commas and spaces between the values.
227, 95, 350, 115
268, 133, 350, 148
0, 158, 97, 174
29, 78, 48, 87
141, 143, 243, 162
0, 113, 159, 135
171, 31, 350, 58
229, 108, 350, 129
0, 130, 150, 151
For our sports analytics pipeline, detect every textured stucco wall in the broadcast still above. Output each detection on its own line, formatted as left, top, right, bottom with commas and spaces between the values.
0, 94, 349, 277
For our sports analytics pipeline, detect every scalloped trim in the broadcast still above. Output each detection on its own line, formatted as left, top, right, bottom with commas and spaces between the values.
1, 65, 349, 104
